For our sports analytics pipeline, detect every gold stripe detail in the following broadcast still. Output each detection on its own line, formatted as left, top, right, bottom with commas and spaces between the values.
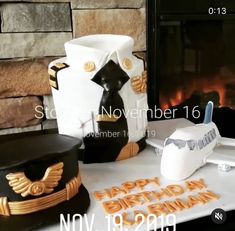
0, 197, 10, 216
48, 63, 69, 90
131, 71, 147, 94
49, 79, 57, 89
0, 175, 81, 216
55, 63, 66, 69
66, 175, 81, 200
96, 114, 119, 122
48, 68, 56, 78
116, 142, 140, 161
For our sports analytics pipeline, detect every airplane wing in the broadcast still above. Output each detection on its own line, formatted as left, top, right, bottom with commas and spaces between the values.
146, 138, 164, 150
206, 145, 235, 168
218, 137, 235, 147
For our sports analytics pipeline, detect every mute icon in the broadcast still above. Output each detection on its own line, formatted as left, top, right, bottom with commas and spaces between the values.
211, 208, 227, 224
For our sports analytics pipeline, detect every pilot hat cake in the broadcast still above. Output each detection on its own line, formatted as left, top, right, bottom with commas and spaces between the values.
0, 134, 90, 231
49, 35, 148, 163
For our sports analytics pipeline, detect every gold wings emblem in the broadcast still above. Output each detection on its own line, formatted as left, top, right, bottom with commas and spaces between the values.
6, 162, 64, 197
131, 70, 147, 94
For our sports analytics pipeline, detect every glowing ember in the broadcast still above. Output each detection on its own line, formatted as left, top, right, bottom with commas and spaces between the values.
160, 67, 235, 109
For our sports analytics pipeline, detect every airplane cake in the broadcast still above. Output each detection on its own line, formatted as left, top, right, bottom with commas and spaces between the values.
147, 101, 235, 181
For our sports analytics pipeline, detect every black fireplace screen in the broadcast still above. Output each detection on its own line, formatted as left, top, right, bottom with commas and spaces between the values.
147, 0, 235, 137
159, 19, 235, 110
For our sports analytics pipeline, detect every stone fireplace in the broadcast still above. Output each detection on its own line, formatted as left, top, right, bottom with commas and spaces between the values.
0, 0, 146, 135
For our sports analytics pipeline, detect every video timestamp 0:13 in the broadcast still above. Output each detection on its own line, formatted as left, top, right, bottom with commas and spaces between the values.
208, 7, 226, 15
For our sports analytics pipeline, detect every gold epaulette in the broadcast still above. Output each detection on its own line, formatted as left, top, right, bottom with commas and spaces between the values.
48, 62, 69, 90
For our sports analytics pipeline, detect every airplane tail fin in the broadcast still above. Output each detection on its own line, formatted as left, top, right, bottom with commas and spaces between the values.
203, 101, 214, 124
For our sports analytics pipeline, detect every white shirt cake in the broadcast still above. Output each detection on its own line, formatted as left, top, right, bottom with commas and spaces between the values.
48, 34, 148, 163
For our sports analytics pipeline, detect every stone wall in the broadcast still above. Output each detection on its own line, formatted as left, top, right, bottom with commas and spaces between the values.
0, 0, 146, 135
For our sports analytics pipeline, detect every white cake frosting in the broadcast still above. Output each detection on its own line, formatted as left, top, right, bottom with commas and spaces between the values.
49, 34, 148, 145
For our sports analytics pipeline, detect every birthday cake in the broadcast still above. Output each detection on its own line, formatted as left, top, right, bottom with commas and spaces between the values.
48, 35, 148, 163
0, 134, 90, 231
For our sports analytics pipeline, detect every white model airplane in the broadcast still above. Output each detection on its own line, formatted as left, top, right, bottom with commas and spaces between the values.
147, 101, 235, 181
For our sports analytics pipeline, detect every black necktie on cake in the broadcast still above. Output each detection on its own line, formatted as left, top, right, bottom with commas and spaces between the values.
83, 60, 129, 163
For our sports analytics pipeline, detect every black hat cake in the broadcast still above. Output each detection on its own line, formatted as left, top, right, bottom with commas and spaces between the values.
0, 134, 90, 231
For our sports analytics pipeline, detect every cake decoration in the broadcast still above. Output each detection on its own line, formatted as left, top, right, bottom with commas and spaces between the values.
122, 181, 137, 193
185, 178, 206, 191
1, 174, 81, 216
6, 162, 64, 197
116, 142, 140, 160
0, 134, 90, 230
147, 101, 235, 181
48, 62, 69, 90
84, 61, 96, 72
94, 177, 160, 200
122, 58, 133, 70
131, 70, 147, 94
93, 177, 219, 227
49, 35, 148, 163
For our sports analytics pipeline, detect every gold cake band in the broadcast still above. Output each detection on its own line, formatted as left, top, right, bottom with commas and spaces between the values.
0, 175, 81, 216
116, 142, 140, 161
96, 114, 119, 122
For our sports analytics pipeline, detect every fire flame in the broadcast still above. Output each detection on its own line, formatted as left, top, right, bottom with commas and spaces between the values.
160, 67, 235, 109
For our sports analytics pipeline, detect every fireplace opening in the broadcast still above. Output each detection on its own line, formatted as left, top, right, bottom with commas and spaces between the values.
160, 20, 235, 110
147, 0, 235, 138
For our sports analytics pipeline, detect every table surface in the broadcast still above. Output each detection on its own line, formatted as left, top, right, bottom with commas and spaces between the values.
41, 119, 235, 231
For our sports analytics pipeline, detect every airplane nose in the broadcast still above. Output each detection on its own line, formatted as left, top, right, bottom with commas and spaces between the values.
160, 147, 195, 181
